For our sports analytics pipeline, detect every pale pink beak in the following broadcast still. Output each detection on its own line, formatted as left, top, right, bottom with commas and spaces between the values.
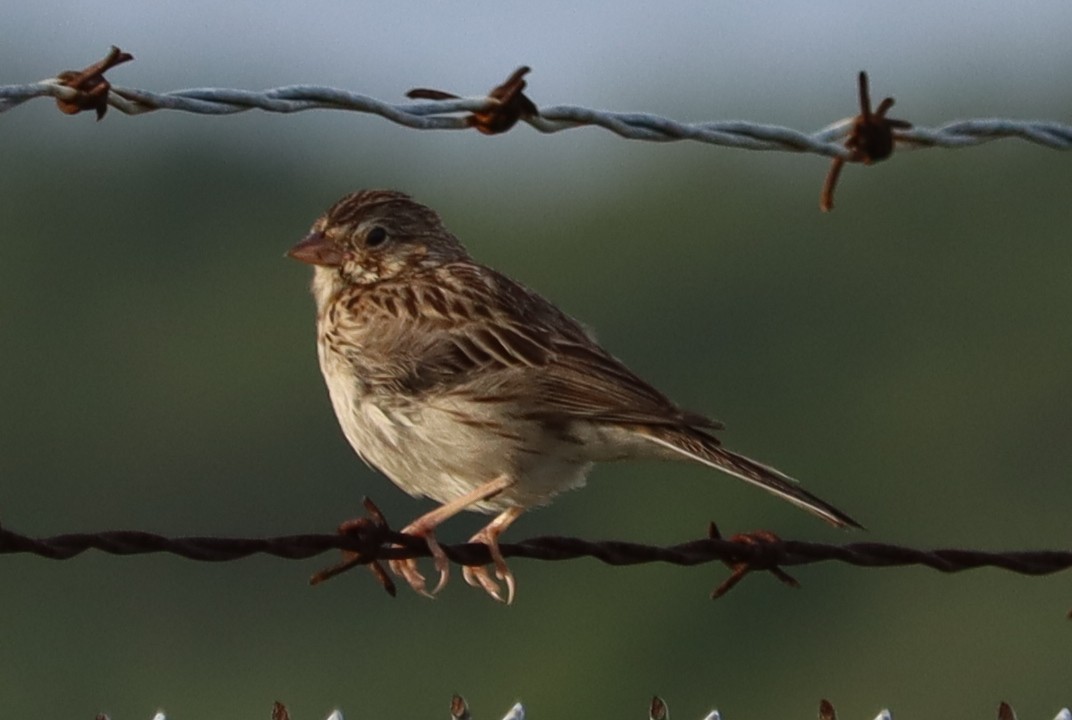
287, 231, 346, 267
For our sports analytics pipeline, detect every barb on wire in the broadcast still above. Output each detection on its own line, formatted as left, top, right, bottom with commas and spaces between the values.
451, 695, 472, 720
820, 71, 912, 212
407, 65, 537, 135
53, 45, 133, 120
3, 494, 1072, 604
706, 522, 801, 600
2, 47, 1070, 190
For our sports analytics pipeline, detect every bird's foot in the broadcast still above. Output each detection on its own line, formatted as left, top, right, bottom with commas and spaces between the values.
388, 523, 450, 598
462, 523, 517, 605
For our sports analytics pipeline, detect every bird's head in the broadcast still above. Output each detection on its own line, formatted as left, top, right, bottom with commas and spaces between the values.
288, 190, 469, 305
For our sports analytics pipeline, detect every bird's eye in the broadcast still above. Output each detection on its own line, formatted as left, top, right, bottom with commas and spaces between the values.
366, 226, 388, 247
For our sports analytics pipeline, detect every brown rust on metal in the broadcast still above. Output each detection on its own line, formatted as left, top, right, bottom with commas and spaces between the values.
450, 694, 471, 720
407, 66, 537, 135
55, 45, 133, 120
821, 71, 912, 212
309, 497, 397, 595
708, 522, 800, 599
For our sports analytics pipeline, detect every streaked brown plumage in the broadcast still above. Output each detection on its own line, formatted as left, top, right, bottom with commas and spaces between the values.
289, 189, 860, 602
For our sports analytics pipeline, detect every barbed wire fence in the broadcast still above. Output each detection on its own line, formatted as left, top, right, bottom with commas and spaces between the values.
5, 46, 1072, 718
93, 695, 1072, 720
2, 44, 1072, 601
1, 47, 1071, 210
3, 496, 1072, 604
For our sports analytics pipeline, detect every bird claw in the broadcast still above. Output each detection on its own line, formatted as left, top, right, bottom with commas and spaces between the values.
462, 564, 504, 602
462, 527, 516, 604
462, 564, 515, 604
388, 524, 450, 598
388, 557, 434, 598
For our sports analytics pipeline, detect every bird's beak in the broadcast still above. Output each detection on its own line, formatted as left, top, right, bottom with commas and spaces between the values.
287, 231, 346, 267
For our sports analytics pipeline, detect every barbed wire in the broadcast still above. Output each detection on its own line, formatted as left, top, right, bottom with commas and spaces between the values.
8, 67, 1072, 154
9, 49, 1068, 719
1, 48, 1070, 211
4, 494, 1071, 603
92, 696, 1072, 720
5, 55, 1070, 154
4, 52, 1072, 604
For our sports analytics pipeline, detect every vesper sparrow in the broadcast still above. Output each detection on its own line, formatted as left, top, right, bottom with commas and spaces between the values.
289, 190, 860, 603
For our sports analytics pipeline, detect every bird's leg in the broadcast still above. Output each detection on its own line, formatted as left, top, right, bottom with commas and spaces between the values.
389, 474, 515, 597
462, 506, 525, 604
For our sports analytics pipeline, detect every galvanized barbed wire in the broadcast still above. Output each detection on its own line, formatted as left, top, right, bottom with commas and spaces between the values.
93, 696, 1072, 720
3, 47, 1072, 162
4, 495, 1072, 602
4, 46, 1071, 212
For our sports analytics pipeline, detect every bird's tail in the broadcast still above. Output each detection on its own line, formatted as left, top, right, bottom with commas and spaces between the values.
640, 430, 863, 529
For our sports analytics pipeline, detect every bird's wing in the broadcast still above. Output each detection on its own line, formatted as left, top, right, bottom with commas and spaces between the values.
355, 263, 722, 431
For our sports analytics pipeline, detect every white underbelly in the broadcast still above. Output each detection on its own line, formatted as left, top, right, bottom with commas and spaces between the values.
331, 388, 594, 513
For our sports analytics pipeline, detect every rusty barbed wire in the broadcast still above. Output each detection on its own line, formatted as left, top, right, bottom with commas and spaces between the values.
3, 495, 1071, 602
93, 695, 1072, 720
820, 71, 912, 211
52, 45, 132, 119
2, 47, 1072, 171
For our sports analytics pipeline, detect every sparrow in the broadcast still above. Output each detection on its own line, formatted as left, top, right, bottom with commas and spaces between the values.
289, 189, 859, 602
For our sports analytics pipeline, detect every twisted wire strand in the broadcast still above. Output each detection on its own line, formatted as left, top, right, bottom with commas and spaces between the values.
3, 79, 1072, 158
2, 522, 1070, 578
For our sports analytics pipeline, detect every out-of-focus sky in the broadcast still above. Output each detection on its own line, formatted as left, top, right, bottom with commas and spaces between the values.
9, 2, 1072, 102
2, 4, 1071, 720
9, 2, 1072, 135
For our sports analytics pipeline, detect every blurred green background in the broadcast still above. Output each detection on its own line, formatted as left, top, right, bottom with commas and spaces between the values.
2, 3, 1071, 719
